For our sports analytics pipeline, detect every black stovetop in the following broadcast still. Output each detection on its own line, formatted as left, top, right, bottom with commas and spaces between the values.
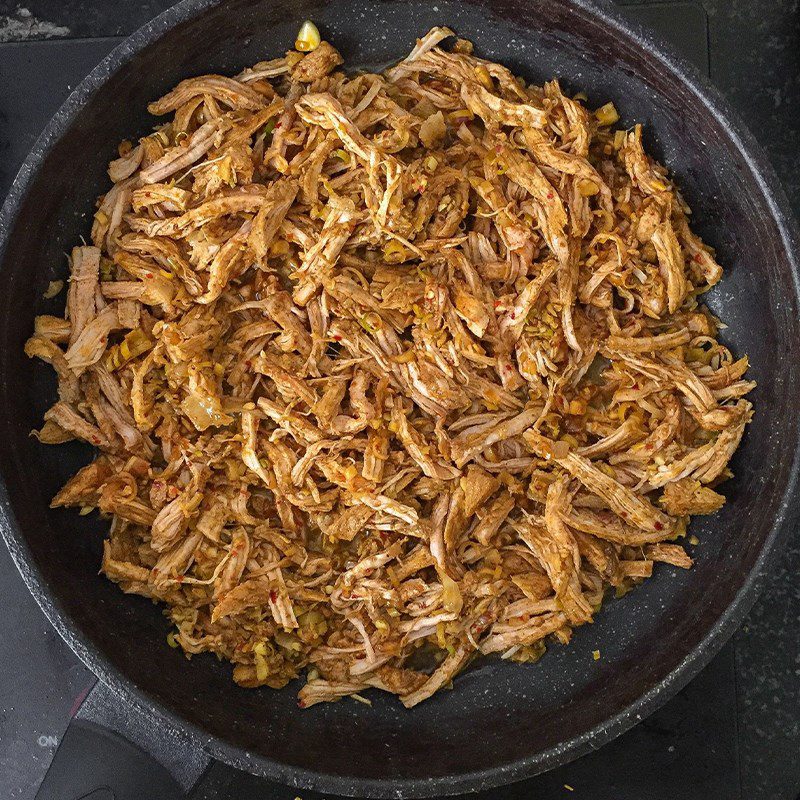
0, 1, 798, 798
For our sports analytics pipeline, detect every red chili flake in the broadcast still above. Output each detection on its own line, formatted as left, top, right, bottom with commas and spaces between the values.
274, 122, 281, 129
176, 575, 185, 583
547, 192, 554, 200
297, 700, 306, 708
471, 614, 491, 635
91, 436, 101, 444
645, 443, 653, 450
510, 311, 517, 320
693, 253, 703, 263
332, 334, 342, 342
493, 300, 502, 309
632, 382, 639, 390
245, 360, 252, 368
269, 590, 278, 603
145, 272, 153, 279
654, 522, 664, 531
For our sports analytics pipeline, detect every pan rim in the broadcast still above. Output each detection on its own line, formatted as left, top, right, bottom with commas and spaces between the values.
0, 0, 798, 795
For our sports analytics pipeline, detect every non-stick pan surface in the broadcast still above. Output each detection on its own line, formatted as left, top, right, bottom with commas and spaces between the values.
1, 0, 798, 796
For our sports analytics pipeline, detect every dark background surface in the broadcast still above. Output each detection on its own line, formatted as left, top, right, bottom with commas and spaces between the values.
0, 1, 797, 798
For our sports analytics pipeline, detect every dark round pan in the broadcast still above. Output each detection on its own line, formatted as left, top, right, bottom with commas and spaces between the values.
1, 0, 798, 796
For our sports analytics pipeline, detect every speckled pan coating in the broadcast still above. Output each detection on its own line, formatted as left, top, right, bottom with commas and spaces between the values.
0, 0, 798, 796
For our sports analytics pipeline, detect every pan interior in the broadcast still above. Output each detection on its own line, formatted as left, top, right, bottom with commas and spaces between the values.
0, 0, 797, 791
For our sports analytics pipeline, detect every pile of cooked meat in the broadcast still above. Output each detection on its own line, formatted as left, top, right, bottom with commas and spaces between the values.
26, 26, 754, 707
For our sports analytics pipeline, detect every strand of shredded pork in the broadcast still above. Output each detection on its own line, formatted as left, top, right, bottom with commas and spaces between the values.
27, 27, 754, 708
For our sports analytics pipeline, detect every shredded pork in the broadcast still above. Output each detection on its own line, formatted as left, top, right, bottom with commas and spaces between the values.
27, 26, 753, 707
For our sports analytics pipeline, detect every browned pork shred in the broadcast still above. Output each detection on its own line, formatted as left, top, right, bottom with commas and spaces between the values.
27, 27, 754, 707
